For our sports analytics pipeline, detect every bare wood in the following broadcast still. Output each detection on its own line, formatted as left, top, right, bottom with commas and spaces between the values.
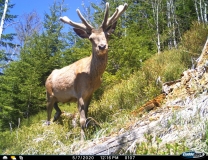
77, 126, 148, 155
196, 37, 208, 68
45, 2, 128, 140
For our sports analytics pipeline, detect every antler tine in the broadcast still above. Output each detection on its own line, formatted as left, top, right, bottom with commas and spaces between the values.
102, 3, 128, 30
101, 2, 110, 30
111, 3, 128, 24
59, 16, 88, 31
60, 9, 94, 33
76, 9, 94, 32
110, 3, 128, 25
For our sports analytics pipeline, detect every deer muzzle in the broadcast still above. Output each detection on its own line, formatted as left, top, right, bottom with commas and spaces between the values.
98, 44, 107, 50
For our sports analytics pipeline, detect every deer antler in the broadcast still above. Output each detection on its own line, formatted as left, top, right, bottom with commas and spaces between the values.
59, 9, 94, 33
60, 2, 128, 32
101, 2, 128, 30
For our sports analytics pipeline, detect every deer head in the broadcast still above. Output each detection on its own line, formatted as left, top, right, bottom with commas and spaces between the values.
60, 2, 128, 55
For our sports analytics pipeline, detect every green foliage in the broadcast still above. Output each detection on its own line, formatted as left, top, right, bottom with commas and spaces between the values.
0, 106, 23, 132
107, 32, 155, 78
175, 0, 195, 32
0, 59, 46, 131
181, 22, 208, 58
141, 49, 191, 83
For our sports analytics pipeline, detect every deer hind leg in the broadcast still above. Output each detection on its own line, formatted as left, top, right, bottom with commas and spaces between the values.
46, 92, 55, 125
53, 102, 62, 122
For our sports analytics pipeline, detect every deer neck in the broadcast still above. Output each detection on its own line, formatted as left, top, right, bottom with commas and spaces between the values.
90, 48, 108, 78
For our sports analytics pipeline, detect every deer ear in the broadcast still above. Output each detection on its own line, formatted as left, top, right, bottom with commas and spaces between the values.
106, 21, 117, 35
73, 28, 90, 38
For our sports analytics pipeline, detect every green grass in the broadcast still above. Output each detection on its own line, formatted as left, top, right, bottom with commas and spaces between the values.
0, 108, 138, 154
134, 134, 189, 155
0, 103, 79, 154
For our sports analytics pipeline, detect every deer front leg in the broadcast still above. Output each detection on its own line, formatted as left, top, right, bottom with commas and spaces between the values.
78, 97, 87, 141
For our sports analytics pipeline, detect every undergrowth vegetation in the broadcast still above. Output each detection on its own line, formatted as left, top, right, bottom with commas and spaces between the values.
134, 134, 189, 155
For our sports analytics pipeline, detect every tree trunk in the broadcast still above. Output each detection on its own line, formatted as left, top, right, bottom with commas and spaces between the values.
204, 2, 207, 23
167, 0, 172, 49
171, 0, 177, 48
152, 0, 161, 54
0, 0, 9, 40
156, 1, 161, 54
194, 0, 200, 22
199, 0, 204, 22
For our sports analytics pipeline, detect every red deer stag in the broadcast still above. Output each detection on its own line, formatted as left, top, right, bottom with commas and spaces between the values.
45, 2, 128, 140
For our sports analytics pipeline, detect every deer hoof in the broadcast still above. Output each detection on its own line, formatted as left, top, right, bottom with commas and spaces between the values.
42, 121, 51, 126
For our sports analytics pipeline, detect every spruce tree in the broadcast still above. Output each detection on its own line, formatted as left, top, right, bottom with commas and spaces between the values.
0, 0, 18, 74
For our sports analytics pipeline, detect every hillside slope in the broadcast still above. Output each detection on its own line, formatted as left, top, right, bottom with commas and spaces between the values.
71, 39, 208, 155
2, 40, 208, 155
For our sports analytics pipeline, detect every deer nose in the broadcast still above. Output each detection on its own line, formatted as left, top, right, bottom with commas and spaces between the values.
98, 44, 106, 50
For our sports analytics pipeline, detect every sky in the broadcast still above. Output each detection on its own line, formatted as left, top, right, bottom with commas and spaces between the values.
5, 0, 100, 34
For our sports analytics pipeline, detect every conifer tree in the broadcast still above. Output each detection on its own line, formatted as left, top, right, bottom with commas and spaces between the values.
0, 0, 17, 74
